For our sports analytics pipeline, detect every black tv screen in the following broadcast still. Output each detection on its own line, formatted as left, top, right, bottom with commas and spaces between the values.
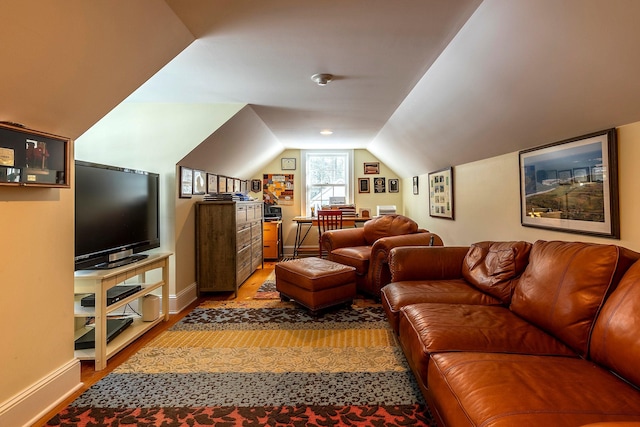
74, 160, 160, 270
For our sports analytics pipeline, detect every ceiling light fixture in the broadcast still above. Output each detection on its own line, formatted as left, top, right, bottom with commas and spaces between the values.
311, 73, 333, 86
320, 129, 333, 135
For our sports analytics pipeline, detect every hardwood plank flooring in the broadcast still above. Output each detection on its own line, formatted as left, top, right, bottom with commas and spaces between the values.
31, 262, 276, 427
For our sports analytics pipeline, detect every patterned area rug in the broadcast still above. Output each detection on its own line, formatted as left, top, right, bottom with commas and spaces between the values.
47, 299, 435, 426
254, 270, 279, 299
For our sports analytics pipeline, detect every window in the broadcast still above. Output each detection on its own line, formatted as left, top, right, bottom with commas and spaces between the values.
302, 150, 353, 216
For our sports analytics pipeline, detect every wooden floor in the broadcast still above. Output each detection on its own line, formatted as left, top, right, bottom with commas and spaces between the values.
32, 261, 277, 427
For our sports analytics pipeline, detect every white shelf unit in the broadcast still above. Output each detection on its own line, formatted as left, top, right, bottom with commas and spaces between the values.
73, 252, 171, 370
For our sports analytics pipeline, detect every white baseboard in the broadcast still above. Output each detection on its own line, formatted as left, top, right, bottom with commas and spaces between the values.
170, 281, 197, 313
0, 359, 82, 427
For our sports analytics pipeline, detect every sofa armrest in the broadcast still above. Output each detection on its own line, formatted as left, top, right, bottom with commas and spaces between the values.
321, 227, 367, 253
368, 232, 444, 296
389, 246, 470, 282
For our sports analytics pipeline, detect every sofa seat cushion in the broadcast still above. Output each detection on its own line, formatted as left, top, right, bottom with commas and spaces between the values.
381, 280, 502, 334
461, 240, 532, 304
398, 303, 576, 386
428, 352, 640, 427
330, 246, 371, 275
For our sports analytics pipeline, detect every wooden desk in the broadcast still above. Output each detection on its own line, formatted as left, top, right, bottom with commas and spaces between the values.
292, 216, 370, 258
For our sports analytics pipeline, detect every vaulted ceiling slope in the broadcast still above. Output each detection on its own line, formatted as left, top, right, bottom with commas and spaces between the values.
370, 0, 640, 175
4, 1, 640, 180
127, 0, 640, 177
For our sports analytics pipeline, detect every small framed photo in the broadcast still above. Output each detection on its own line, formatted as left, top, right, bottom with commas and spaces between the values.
179, 166, 193, 198
429, 167, 454, 219
364, 162, 379, 174
358, 177, 370, 193
218, 175, 227, 193
413, 176, 419, 195
193, 170, 206, 195
251, 179, 262, 192
374, 177, 386, 193
207, 173, 218, 194
388, 178, 399, 193
281, 158, 296, 170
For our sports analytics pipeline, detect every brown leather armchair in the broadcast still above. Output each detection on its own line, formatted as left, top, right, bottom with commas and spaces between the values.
321, 214, 443, 298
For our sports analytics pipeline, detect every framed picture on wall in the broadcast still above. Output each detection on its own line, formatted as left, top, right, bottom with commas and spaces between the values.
179, 166, 193, 198
218, 175, 227, 193
358, 177, 370, 193
519, 128, 619, 238
251, 179, 262, 192
428, 167, 453, 219
193, 170, 206, 195
364, 162, 379, 174
374, 177, 386, 193
388, 178, 399, 193
207, 173, 218, 194
413, 176, 419, 195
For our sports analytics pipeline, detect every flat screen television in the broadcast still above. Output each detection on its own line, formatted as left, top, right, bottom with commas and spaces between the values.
74, 160, 160, 270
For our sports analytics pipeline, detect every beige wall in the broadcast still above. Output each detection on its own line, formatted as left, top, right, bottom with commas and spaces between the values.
403, 122, 640, 251
0, 180, 76, 420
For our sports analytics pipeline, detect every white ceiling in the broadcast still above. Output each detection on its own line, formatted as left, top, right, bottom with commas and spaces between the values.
5, 1, 640, 179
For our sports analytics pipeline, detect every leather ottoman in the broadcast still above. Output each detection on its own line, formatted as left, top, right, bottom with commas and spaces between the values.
275, 257, 356, 315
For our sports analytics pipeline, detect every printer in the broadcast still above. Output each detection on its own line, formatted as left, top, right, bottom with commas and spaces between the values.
264, 205, 282, 221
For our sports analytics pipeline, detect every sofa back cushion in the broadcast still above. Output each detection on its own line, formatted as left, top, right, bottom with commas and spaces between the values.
590, 260, 640, 388
362, 214, 418, 245
461, 241, 532, 304
510, 240, 636, 357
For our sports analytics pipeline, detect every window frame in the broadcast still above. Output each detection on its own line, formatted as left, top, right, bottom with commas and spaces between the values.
301, 149, 354, 216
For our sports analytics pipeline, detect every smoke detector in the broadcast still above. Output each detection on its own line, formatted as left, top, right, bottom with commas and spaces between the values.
311, 73, 334, 86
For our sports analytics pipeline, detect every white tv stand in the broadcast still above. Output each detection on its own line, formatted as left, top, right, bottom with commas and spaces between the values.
73, 252, 171, 370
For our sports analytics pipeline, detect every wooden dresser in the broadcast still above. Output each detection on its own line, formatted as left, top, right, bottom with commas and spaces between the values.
196, 201, 263, 296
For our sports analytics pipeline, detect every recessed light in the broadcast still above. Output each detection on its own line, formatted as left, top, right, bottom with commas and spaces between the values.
320, 129, 333, 135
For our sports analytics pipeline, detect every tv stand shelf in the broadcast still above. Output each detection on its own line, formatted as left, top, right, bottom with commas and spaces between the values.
73, 252, 172, 370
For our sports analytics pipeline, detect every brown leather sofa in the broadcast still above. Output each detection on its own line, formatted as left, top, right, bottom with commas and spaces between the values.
382, 240, 640, 426
320, 214, 443, 297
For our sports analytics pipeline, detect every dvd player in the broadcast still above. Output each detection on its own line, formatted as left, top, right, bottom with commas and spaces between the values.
80, 285, 142, 307
74, 317, 134, 350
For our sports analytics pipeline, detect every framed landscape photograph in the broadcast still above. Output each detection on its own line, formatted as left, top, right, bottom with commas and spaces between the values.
358, 177, 370, 193
428, 167, 453, 219
179, 166, 193, 198
519, 128, 619, 238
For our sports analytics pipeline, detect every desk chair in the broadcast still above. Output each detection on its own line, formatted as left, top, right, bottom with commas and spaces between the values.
317, 210, 343, 257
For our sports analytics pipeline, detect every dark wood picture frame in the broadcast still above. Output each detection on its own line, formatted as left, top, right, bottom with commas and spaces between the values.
428, 167, 453, 219
413, 176, 419, 195
358, 177, 370, 193
364, 162, 379, 174
388, 178, 399, 193
519, 128, 619, 238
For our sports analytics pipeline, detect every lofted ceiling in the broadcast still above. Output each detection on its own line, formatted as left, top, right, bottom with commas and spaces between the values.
4, 1, 640, 179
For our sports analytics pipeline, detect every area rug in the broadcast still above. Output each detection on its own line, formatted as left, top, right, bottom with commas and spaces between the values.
47, 299, 435, 426
254, 270, 280, 299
